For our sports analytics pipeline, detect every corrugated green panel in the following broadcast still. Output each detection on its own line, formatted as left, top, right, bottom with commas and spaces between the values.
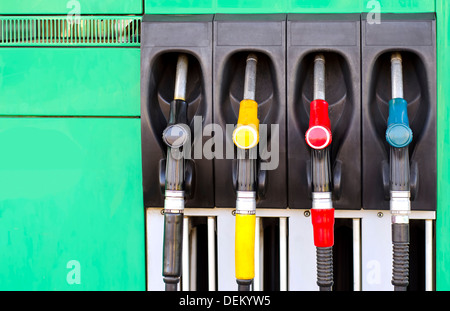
436, 0, 450, 291
0, 0, 142, 15
0, 16, 141, 47
0, 117, 145, 290
0, 48, 140, 116
144, 0, 435, 13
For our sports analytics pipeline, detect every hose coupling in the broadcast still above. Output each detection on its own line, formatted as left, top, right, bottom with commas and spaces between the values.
164, 190, 185, 214
235, 191, 256, 215
390, 191, 411, 224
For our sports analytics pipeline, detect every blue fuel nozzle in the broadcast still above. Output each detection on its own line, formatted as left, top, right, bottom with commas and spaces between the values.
386, 98, 413, 148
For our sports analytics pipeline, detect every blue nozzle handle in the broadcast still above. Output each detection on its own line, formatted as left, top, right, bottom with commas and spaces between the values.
386, 98, 413, 148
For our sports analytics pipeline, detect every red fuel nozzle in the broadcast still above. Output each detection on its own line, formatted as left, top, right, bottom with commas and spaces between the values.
305, 99, 332, 150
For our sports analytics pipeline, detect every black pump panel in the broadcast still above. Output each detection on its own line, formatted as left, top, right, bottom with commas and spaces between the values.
141, 15, 214, 208
287, 14, 361, 210
213, 14, 287, 208
361, 13, 436, 211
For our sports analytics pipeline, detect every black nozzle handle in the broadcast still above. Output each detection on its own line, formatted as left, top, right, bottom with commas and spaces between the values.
389, 147, 410, 192
311, 148, 332, 193
236, 149, 258, 192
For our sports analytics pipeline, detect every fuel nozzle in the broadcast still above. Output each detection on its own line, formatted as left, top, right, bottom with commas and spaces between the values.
234, 53, 259, 291
387, 52, 412, 291
162, 54, 189, 291
386, 52, 413, 149
305, 54, 335, 291
305, 54, 332, 150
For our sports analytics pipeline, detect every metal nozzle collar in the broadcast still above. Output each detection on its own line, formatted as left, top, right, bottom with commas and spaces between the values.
235, 191, 256, 215
164, 190, 185, 213
312, 192, 333, 210
390, 191, 410, 224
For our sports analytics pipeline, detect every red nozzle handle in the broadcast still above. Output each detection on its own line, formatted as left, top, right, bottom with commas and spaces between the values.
305, 99, 332, 150
311, 208, 335, 247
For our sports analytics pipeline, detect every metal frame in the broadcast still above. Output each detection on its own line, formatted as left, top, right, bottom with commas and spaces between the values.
146, 207, 435, 291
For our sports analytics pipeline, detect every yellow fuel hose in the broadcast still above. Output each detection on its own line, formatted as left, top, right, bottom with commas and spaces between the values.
235, 213, 256, 280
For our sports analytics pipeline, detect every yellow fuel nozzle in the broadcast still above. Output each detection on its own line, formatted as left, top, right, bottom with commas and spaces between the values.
233, 99, 259, 149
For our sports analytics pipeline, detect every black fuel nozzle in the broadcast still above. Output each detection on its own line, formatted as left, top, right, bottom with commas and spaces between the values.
162, 54, 189, 291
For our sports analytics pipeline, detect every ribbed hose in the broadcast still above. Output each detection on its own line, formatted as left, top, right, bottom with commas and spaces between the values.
389, 147, 410, 291
316, 246, 333, 291
392, 243, 409, 291
392, 223, 410, 291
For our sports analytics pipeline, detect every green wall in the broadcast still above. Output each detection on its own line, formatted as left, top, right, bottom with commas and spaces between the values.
0, 3, 145, 291
0, 49, 140, 117
0, 118, 145, 290
144, 0, 435, 14
436, 0, 450, 291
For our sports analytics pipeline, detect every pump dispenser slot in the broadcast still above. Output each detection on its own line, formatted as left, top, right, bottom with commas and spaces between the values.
213, 14, 287, 209
362, 13, 436, 211
141, 15, 214, 208
287, 14, 361, 210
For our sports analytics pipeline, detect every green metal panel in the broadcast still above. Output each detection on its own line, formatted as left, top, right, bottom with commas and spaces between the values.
289, 0, 435, 13
215, 0, 288, 13
0, 48, 140, 116
361, 0, 435, 13
0, 0, 142, 15
436, 0, 450, 291
0, 117, 145, 290
144, 0, 435, 14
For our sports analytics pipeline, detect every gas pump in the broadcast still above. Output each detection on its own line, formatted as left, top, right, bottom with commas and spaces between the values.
233, 54, 260, 291
304, 54, 335, 291
387, 52, 412, 291
161, 54, 190, 291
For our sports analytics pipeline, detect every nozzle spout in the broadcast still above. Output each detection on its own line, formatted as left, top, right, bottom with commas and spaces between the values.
243, 54, 258, 101
391, 52, 403, 99
174, 54, 189, 101
314, 54, 326, 101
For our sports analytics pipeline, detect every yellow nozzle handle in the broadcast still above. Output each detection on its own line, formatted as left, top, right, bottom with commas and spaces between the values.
235, 213, 256, 280
233, 99, 259, 149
